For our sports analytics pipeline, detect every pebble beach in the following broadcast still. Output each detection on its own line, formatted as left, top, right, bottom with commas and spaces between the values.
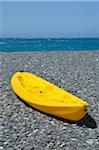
1, 51, 99, 150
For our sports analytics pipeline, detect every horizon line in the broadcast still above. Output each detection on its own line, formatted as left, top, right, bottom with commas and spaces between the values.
0, 37, 99, 39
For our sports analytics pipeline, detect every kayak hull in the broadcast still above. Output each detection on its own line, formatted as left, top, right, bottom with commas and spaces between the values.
11, 72, 89, 121
28, 102, 87, 121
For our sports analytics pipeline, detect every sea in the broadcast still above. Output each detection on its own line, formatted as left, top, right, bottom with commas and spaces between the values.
0, 38, 99, 52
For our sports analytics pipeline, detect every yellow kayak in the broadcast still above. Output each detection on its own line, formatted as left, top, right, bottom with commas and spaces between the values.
11, 72, 89, 121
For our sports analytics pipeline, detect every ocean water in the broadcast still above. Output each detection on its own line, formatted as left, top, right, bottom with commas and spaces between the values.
0, 38, 99, 52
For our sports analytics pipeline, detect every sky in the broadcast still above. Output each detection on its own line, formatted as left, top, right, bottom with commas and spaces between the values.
0, 1, 99, 38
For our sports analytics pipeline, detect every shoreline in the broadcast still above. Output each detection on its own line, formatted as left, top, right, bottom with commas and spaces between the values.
1, 50, 99, 149
1, 49, 99, 53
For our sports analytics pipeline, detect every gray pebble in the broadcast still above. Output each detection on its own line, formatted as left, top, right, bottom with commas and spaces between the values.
86, 139, 94, 145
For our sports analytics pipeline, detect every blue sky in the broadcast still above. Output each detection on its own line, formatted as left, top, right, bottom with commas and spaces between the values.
0, 1, 99, 38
